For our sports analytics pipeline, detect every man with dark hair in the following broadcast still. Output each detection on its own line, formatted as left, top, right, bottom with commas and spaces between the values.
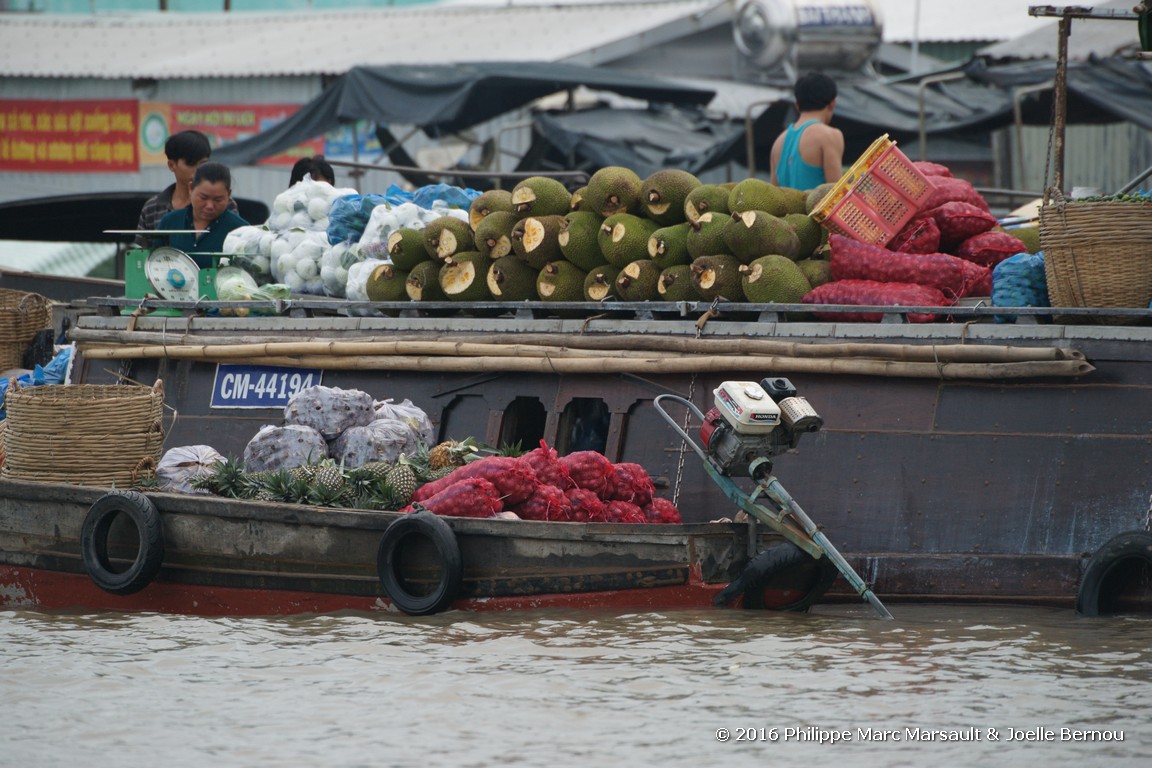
289, 155, 336, 187
136, 129, 237, 244
770, 72, 845, 190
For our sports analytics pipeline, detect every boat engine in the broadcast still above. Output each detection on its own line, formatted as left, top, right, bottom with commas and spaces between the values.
699, 377, 823, 478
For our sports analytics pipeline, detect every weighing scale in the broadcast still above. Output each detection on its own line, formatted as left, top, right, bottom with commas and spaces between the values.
107, 230, 231, 316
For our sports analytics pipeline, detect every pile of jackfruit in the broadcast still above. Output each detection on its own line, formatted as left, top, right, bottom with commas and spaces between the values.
360, 167, 828, 306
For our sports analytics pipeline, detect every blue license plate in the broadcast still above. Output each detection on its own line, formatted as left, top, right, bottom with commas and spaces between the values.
210, 364, 323, 409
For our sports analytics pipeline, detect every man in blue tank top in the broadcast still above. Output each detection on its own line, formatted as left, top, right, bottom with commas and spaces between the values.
770, 72, 845, 190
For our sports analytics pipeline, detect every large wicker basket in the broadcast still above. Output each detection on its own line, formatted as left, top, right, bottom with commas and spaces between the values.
0, 288, 53, 370
1, 380, 166, 487
1039, 196, 1152, 324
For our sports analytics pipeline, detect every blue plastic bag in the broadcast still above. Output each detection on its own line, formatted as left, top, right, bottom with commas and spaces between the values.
992, 251, 1049, 323
0, 346, 73, 419
383, 183, 481, 210
327, 193, 390, 245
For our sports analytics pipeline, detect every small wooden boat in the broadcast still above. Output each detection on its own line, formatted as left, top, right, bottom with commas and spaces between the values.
0, 477, 838, 616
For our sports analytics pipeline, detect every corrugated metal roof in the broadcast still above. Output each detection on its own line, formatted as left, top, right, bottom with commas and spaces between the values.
978, 0, 1142, 60
876, 0, 1052, 43
0, 2, 727, 79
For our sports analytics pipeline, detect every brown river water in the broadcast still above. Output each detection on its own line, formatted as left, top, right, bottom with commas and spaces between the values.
1, 604, 1149, 767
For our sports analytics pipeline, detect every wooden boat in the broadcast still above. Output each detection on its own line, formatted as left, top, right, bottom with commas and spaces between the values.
0, 476, 835, 616
3, 292, 1151, 617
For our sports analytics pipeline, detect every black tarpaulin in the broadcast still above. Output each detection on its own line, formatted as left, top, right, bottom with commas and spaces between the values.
211, 62, 716, 167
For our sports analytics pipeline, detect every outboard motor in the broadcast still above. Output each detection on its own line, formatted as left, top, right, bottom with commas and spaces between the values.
699, 377, 823, 479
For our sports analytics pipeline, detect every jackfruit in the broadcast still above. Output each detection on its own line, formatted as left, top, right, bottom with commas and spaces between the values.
386, 227, 428, 271
511, 176, 572, 218
647, 222, 692, 270
406, 260, 447, 302
1013, 225, 1041, 254
365, 263, 410, 302
439, 252, 493, 302
722, 210, 801, 263
598, 213, 659, 268
657, 264, 697, 301
487, 256, 538, 301
468, 189, 515, 230
728, 178, 791, 217
778, 186, 810, 215
684, 184, 731, 223
641, 169, 701, 225
691, 254, 745, 301
585, 166, 643, 217
536, 261, 587, 302
795, 258, 833, 289
511, 214, 565, 269
422, 216, 474, 261
740, 254, 812, 304
686, 212, 732, 259
558, 211, 608, 271
569, 186, 589, 212
614, 259, 662, 302
473, 210, 518, 260
783, 213, 822, 259
583, 265, 621, 301
805, 182, 836, 214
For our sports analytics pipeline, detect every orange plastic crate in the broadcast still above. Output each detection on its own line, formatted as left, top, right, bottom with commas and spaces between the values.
810, 134, 934, 247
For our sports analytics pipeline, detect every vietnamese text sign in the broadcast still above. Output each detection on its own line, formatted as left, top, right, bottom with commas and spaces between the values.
0, 99, 139, 172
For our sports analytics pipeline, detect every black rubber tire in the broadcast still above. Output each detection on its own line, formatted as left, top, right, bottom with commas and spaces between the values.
377, 511, 463, 616
714, 541, 839, 612
80, 490, 165, 596
1076, 530, 1152, 616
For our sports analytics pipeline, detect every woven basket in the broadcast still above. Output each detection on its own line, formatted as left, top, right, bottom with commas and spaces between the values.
1039, 197, 1152, 324
0, 288, 52, 343
1, 380, 165, 487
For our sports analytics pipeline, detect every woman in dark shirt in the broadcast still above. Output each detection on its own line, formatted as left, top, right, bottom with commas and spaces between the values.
157, 162, 249, 267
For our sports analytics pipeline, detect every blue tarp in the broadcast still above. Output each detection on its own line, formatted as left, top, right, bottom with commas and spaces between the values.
0, 346, 74, 419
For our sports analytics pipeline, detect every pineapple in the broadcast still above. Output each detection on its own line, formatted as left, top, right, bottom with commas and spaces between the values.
314, 460, 346, 496
427, 437, 479, 472
259, 469, 296, 503
385, 464, 419, 505
194, 456, 248, 498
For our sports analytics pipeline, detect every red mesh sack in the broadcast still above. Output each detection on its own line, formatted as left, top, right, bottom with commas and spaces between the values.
608, 462, 655, 507
914, 161, 953, 178
604, 500, 647, 524
921, 202, 997, 247
402, 477, 503, 518
564, 487, 607, 522
644, 497, 683, 525
522, 439, 573, 488
956, 257, 992, 297
412, 455, 537, 505
830, 234, 966, 296
889, 216, 941, 254
802, 279, 950, 323
919, 176, 991, 212
955, 231, 1028, 268
559, 450, 615, 497
507, 482, 570, 521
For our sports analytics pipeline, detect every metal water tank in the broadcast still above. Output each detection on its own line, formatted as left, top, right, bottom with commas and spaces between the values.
733, 0, 884, 74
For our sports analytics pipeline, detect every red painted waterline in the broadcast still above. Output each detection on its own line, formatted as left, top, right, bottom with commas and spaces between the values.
0, 565, 734, 616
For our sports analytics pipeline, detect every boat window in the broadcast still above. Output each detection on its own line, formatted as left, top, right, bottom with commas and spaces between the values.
499, 396, 546, 453
557, 397, 609, 455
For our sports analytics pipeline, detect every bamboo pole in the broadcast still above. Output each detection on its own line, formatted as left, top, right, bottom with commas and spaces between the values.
68, 332, 1087, 366
76, 345, 1094, 379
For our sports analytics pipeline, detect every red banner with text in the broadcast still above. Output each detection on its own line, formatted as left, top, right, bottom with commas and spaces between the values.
140, 102, 323, 167
0, 99, 139, 172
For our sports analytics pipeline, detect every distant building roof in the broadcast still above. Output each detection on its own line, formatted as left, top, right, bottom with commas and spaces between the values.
0, 2, 728, 79
876, 0, 1051, 43
0, 241, 114, 278
978, 0, 1143, 60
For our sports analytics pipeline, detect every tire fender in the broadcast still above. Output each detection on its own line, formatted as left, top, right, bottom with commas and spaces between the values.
80, 490, 165, 595
1076, 530, 1152, 616
376, 510, 463, 615
714, 540, 838, 612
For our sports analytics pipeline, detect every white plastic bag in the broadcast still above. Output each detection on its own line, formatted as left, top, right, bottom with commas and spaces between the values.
320, 240, 366, 298
331, 418, 422, 468
156, 445, 225, 495
374, 397, 435, 447
283, 384, 377, 440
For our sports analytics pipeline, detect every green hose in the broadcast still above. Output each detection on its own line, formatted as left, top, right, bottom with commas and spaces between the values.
1140, 5, 1152, 52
